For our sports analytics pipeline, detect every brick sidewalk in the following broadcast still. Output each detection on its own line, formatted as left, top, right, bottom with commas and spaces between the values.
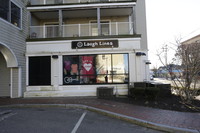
0, 97, 199, 132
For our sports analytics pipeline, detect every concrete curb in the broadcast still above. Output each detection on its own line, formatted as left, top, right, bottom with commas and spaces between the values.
0, 104, 199, 133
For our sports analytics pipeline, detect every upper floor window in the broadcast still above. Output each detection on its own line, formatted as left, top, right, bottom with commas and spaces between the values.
0, 0, 9, 20
90, 21, 110, 36
0, 0, 21, 28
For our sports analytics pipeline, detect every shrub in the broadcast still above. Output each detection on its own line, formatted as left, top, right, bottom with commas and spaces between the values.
145, 87, 160, 100
130, 87, 145, 99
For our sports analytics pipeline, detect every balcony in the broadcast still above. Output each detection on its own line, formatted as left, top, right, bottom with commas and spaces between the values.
29, 22, 134, 39
29, 0, 135, 5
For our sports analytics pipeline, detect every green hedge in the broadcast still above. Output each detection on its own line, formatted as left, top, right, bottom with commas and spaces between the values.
145, 87, 160, 100
129, 87, 160, 100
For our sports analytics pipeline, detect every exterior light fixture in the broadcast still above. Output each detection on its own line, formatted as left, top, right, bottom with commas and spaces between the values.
136, 52, 146, 56
52, 55, 58, 59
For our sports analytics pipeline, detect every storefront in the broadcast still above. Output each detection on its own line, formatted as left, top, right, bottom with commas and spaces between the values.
25, 37, 148, 97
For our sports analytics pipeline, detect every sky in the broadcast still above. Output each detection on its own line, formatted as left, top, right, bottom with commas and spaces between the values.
145, 0, 200, 69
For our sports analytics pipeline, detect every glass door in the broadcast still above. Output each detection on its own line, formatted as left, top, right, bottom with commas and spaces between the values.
45, 23, 59, 38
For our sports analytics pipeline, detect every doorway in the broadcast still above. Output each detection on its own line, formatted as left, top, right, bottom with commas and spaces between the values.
0, 52, 10, 97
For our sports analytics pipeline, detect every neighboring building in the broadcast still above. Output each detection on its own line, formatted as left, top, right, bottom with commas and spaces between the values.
182, 34, 200, 44
0, 0, 28, 98
24, 0, 149, 97
181, 34, 200, 81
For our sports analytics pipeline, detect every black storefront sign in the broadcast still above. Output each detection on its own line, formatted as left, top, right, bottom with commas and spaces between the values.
72, 40, 118, 49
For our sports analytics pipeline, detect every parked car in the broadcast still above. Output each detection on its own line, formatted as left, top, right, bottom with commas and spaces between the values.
150, 75, 154, 80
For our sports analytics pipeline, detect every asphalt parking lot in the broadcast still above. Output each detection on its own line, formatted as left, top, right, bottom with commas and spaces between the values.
0, 107, 164, 133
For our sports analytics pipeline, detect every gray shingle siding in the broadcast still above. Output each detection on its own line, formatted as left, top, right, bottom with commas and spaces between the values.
0, 0, 28, 97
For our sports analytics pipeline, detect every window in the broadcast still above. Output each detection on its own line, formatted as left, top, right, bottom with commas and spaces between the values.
101, 21, 110, 35
0, 0, 9, 20
90, 21, 110, 36
29, 56, 51, 85
0, 0, 21, 28
45, 24, 59, 38
11, 2, 21, 27
63, 54, 129, 85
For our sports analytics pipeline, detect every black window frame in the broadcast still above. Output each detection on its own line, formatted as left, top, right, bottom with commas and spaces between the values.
63, 53, 129, 85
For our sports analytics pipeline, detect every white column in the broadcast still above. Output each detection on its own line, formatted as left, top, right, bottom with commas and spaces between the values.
10, 68, 13, 98
51, 56, 59, 90
129, 52, 136, 83
58, 55, 63, 86
18, 67, 22, 97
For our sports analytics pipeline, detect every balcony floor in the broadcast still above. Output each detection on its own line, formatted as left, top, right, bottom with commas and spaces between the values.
26, 34, 141, 42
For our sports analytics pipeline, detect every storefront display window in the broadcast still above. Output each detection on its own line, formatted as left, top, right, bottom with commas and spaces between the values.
63, 56, 80, 84
63, 54, 129, 85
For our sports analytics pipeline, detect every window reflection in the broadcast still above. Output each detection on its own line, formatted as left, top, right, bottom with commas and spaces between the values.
112, 54, 129, 74
63, 54, 129, 85
96, 54, 111, 74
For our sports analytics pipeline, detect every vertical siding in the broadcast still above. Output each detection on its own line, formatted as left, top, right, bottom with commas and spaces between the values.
0, 53, 10, 97
0, 0, 28, 96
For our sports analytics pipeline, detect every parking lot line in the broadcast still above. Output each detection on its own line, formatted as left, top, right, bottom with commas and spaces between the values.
71, 111, 87, 133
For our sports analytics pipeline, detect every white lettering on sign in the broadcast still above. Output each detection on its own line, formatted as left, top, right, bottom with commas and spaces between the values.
99, 41, 113, 46
84, 42, 98, 47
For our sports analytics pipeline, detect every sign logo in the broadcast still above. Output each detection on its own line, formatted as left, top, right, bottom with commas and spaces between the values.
77, 42, 83, 48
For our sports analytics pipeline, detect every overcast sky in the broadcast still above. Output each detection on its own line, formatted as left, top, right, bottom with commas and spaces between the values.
146, 0, 200, 69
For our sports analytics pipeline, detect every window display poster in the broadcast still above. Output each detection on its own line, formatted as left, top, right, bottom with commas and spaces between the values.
81, 56, 94, 76
63, 56, 79, 84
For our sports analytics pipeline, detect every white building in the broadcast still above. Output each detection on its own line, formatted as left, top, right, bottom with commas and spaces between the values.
3, 0, 149, 98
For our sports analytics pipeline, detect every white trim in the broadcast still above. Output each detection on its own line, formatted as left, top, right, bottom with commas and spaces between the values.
0, 17, 22, 30
27, 2, 136, 10
26, 56, 29, 86
59, 55, 63, 85
26, 50, 134, 57
10, 68, 13, 98
18, 67, 22, 97
0, 0, 23, 30
26, 37, 141, 45
0, 41, 18, 67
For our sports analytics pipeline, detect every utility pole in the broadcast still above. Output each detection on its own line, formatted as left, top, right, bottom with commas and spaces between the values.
162, 44, 168, 66
162, 44, 168, 79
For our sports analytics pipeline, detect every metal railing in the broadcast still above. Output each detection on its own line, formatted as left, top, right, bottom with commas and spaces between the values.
29, 22, 134, 39
29, 0, 133, 5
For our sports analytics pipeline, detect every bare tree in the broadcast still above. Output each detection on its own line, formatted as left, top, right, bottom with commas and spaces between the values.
175, 40, 200, 103
157, 39, 200, 105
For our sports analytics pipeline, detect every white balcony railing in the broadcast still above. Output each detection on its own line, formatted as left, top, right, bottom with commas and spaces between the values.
29, 0, 133, 5
29, 22, 134, 39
